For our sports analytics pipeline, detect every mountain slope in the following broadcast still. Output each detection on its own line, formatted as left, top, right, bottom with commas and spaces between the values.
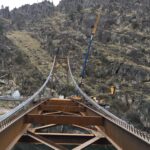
7, 31, 53, 76
0, 0, 149, 131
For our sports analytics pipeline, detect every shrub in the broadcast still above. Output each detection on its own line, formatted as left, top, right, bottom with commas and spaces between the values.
0, 23, 4, 35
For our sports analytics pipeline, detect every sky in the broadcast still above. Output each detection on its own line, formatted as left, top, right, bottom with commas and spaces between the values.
0, 0, 61, 10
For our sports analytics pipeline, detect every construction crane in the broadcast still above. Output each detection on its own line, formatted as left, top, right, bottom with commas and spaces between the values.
80, 13, 100, 82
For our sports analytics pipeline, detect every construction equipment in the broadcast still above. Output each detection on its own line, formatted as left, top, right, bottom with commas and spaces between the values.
80, 13, 100, 80
110, 85, 116, 95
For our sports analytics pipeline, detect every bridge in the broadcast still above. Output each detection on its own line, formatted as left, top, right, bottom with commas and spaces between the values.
0, 56, 149, 150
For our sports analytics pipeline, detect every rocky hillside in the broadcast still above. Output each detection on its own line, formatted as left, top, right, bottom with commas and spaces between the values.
57, 0, 150, 131
0, 0, 150, 132
0, 32, 44, 96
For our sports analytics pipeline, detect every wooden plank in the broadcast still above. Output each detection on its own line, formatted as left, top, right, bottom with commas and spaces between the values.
41, 105, 85, 113
26, 115, 104, 126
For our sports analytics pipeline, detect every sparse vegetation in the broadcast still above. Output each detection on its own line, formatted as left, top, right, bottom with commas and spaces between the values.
0, 22, 4, 35
0, 0, 149, 131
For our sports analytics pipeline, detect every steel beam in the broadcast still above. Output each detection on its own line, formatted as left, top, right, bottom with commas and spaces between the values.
27, 131, 67, 150
19, 134, 110, 145
45, 99, 78, 106
79, 102, 150, 150
41, 105, 85, 113
26, 115, 104, 126
0, 99, 46, 150
72, 136, 102, 150
104, 119, 150, 150
1, 98, 149, 150
0, 117, 30, 150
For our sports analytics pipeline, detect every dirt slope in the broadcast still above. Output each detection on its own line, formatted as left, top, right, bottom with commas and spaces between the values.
7, 31, 52, 77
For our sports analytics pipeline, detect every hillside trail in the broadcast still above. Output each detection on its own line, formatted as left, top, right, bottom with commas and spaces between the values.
7, 31, 52, 77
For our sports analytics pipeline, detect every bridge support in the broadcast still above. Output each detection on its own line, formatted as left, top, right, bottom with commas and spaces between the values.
0, 98, 149, 150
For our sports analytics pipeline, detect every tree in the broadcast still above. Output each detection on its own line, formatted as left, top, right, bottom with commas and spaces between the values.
1, 5, 4, 10
69, 12, 75, 21
77, 4, 82, 13
0, 22, 4, 35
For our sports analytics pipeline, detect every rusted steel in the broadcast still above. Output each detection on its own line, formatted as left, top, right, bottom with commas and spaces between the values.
43, 111, 63, 115
0, 117, 30, 150
35, 133, 95, 136
43, 111, 81, 116
19, 134, 110, 145
78, 102, 150, 150
33, 124, 56, 131
27, 131, 68, 150
0, 57, 56, 150
72, 136, 102, 150
0, 98, 150, 150
104, 119, 150, 150
26, 114, 104, 126
40, 105, 85, 113
68, 57, 150, 149
0, 99, 46, 150
45, 99, 78, 106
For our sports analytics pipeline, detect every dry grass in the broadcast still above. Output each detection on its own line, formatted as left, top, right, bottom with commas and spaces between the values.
7, 31, 52, 76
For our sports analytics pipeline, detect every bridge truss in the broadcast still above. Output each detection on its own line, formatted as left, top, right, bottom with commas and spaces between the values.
0, 56, 149, 150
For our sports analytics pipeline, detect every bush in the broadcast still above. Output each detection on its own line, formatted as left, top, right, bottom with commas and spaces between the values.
69, 13, 75, 21
0, 23, 4, 35
77, 4, 82, 13
15, 52, 25, 64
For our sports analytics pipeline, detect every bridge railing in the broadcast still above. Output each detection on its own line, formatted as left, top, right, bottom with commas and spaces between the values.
67, 57, 150, 144
0, 56, 56, 132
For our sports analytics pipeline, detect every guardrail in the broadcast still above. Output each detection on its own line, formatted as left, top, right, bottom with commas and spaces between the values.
67, 57, 150, 144
0, 56, 56, 132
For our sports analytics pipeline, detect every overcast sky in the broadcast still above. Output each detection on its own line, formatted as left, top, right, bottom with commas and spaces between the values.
0, 0, 61, 10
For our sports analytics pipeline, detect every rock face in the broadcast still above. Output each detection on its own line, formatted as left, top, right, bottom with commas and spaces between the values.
0, 6, 10, 19
0, 0, 149, 131
12, 1, 54, 30
58, 0, 110, 12
11, 1, 54, 21
1, 1, 55, 29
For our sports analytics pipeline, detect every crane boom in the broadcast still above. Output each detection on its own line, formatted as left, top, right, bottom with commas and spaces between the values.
80, 13, 100, 80
92, 14, 100, 36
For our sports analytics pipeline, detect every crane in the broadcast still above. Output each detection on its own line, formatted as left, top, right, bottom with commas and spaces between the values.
80, 13, 100, 82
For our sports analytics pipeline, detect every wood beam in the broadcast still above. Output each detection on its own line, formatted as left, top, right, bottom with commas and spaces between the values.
40, 105, 85, 113
26, 115, 104, 126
